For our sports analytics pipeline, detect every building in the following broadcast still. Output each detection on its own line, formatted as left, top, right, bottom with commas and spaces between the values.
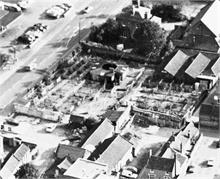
96, 135, 133, 173
102, 106, 131, 133
81, 118, 115, 153
64, 158, 108, 179
45, 144, 89, 178
56, 144, 89, 162
0, 143, 31, 179
138, 156, 176, 179
199, 79, 220, 129
138, 122, 202, 179
163, 49, 220, 88
171, 0, 220, 53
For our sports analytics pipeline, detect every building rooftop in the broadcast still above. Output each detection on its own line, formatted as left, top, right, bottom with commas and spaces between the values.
64, 158, 108, 179
81, 118, 114, 151
146, 156, 175, 172
97, 135, 133, 171
186, 0, 220, 37
0, 144, 30, 179
102, 110, 124, 122
164, 50, 190, 76
56, 144, 86, 162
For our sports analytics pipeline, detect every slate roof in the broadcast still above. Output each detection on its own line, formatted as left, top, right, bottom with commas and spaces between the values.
0, 144, 30, 179
97, 135, 133, 171
102, 110, 124, 122
81, 118, 114, 149
56, 144, 85, 162
200, 82, 220, 118
185, 53, 211, 78
169, 122, 199, 153
187, 0, 220, 37
146, 156, 175, 172
164, 50, 189, 76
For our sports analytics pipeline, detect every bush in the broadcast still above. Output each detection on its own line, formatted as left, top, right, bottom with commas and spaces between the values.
151, 4, 186, 22
15, 164, 39, 179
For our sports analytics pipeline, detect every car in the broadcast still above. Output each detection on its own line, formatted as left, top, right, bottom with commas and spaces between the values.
17, 0, 30, 9
32, 23, 48, 32
46, 3, 71, 18
4, 3, 22, 12
5, 118, 19, 126
79, 6, 92, 14
17, 66, 31, 72
121, 166, 138, 178
17, 23, 47, 45
186, 165, 195, 173
45, 123, 57, 133
207, 159, 214, 167
32, 119, 40, 125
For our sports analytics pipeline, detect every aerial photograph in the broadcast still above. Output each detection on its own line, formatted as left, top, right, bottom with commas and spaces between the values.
0, 0, 219, 178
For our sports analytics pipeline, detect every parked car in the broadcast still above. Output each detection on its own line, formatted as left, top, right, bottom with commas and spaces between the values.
45, 123, 57, 133
79, 6, 92, 14
186, 165, 195, 173
207, 159, 214, 167
4, 3, 22, 12
5, 118, 19, 126
121, 166, 138, 178
17, 66, 31, 72
17, 0, 30, 9
46, 3, 71, 18
17, 23, 48, 45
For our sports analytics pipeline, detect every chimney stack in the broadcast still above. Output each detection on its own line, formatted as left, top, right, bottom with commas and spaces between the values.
149, 149, 152, 157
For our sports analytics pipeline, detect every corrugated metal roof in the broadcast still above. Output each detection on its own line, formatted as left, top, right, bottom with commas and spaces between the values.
211, 57, 220, 76
185, 53, 211, 78
164, 50, 189, 76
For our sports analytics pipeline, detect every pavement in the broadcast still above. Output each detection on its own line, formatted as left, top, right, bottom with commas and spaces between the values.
0, 0, 130, 111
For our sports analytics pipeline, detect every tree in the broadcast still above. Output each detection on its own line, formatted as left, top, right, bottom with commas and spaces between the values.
15, 163, 39, 179
133, 20, 166, 58
89, 18, 123, 45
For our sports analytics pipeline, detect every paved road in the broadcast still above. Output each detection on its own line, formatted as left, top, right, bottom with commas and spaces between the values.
0, 0, 130, 110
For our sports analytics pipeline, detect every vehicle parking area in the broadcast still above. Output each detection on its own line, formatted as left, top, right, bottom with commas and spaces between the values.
182, 129, 220, 179
1, 114, 68, 173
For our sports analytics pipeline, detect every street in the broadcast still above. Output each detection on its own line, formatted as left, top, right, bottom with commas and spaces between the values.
0, 0, 130, 111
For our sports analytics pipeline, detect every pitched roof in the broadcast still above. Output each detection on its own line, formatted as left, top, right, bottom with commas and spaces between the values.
188, 0, 220, 37
97, 135, 133, 171
146, 156, 175, 172
64, 158, 108, 179
81, 118, 114, 149
56, 144, 85, 162
185, 53, 211, 78
0, 144, 30, 179
102, 110, 124, 122
200, 83, 220, 118
57, 157, 72, 171
211, 57, 220, 76
164, 50, 189, 76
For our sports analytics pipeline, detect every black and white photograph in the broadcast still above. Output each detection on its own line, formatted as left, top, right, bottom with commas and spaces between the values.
0, 0, 219, 178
